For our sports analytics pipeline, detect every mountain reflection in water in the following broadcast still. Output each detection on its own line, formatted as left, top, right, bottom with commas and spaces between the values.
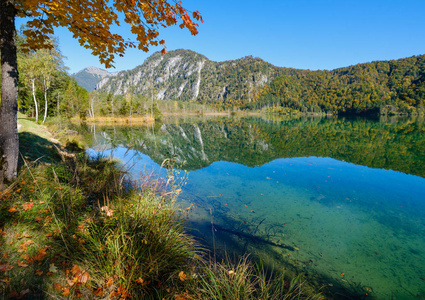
80, 115, 425, 299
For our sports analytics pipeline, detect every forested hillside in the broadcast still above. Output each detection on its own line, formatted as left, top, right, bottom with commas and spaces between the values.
253, 55, 425, 115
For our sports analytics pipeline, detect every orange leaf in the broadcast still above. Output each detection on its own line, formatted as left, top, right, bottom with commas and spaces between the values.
8, 207, 17, 213
106, 277, 114, 286
53, 283, 62, 290
93, 288, 104, 296
62, 288, 70, 296
178, 271, 187, 281
20, 254, 30, 261
17, 260, 29, 267
71, 264, 80, 275
22, 202, 34, 211
35, 269, 43, 276
32, 247, 48, 261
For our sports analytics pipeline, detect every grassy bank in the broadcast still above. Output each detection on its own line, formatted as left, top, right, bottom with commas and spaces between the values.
0, 116, 324, 299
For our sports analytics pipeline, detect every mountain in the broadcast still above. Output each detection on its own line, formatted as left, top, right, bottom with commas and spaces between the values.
73, 66, 118, 91
96, 49, 276, 105
95, 50, 425, 115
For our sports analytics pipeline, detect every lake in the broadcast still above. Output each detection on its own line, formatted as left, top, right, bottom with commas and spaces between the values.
78, 115, 425, 299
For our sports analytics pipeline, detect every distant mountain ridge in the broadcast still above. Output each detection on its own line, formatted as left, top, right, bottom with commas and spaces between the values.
95, 49, 276, 104
77, 50, 425, 115
73, 66, 118, 91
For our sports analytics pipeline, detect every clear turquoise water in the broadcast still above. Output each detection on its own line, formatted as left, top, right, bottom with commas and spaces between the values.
83, 116, 425, 299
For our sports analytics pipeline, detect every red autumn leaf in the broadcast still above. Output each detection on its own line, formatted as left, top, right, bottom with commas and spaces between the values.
8, 207, 17, 213
54, 283, 62, 290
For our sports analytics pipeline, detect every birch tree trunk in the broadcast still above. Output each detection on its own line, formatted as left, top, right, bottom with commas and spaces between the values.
42, 78, 48, 124
32, 78, 39, 122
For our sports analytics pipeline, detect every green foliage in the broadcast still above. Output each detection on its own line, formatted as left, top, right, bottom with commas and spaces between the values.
255, 55, 425, 115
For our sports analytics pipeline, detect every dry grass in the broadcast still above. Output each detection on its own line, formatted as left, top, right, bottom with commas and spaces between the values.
71, 116, 155, 125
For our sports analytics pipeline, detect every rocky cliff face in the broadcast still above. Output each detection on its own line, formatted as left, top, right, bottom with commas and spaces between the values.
96, 49, 277, 104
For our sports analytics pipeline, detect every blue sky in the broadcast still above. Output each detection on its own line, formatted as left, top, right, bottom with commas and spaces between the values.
16, 0, 425, 74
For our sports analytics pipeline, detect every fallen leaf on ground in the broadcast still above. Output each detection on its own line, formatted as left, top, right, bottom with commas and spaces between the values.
62, 288, 70, 296
22, 202, 34, 211
106, 277, 114, 286
49, 263, 58, 273
17, 261, 28, 267
178, 271, 187, 281
0, 264, 13, 272
93, 288, 104, 296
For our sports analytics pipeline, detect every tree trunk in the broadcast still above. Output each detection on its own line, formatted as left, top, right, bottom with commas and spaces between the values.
0, 0, 19, 189
42, 79, 48, 124
32, 78, 39, 122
